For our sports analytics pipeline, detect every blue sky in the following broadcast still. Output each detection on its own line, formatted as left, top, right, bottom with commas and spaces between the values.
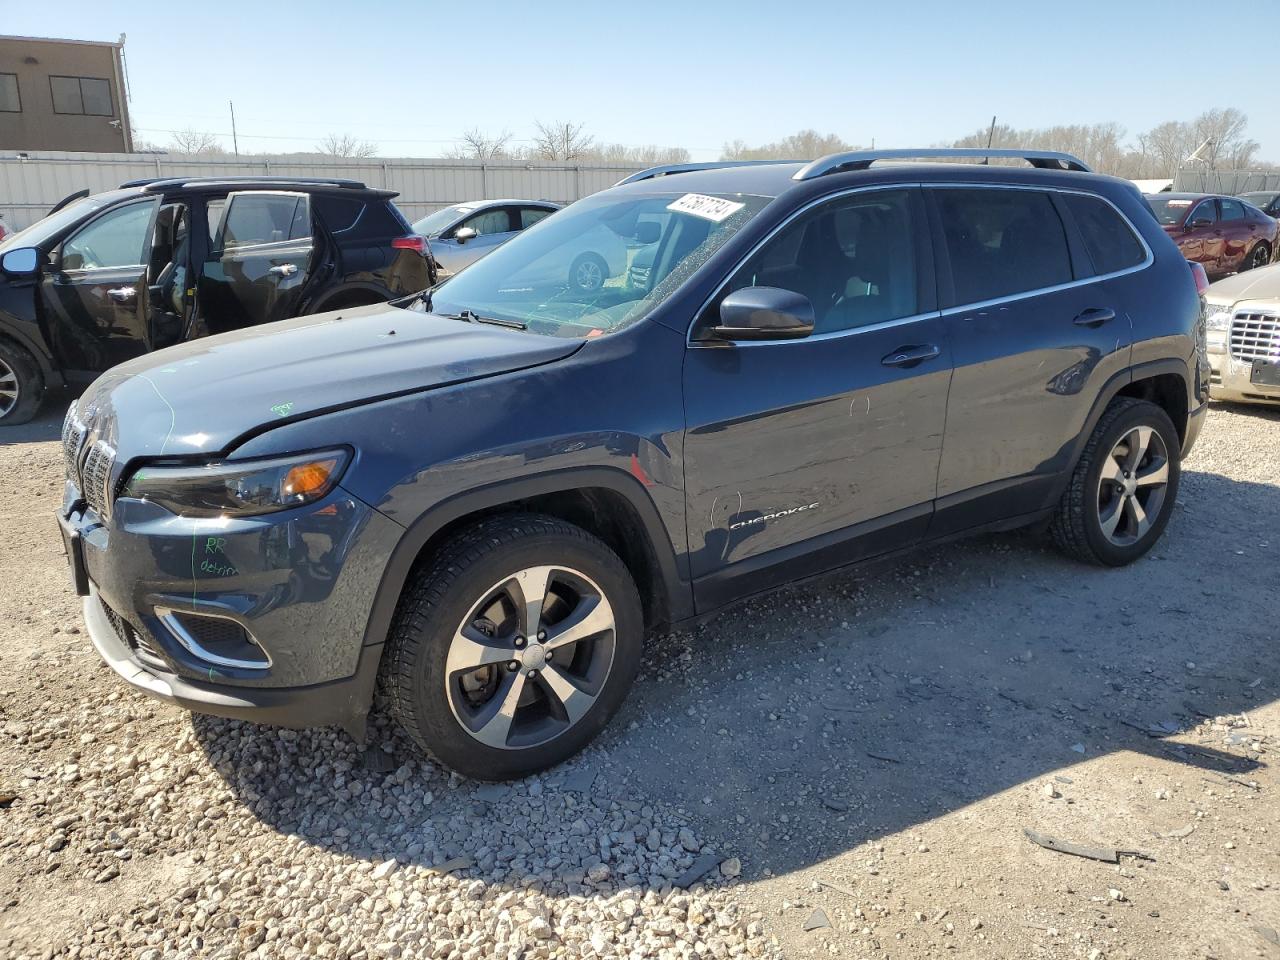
5, 0, 1275, 161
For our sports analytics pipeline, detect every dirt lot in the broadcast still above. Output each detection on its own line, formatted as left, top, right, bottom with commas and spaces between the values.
1, 394, 1277, 960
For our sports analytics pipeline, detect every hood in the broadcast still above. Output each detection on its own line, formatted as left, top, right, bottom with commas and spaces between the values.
75, 303, 581, 458
1205, 263, 1280, 303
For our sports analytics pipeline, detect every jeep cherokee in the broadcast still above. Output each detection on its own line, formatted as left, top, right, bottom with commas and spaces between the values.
57, 149, 1209, 780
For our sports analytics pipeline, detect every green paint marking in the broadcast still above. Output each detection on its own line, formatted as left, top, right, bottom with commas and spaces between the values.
205, 536, 227, 555
270, 402, 294, 418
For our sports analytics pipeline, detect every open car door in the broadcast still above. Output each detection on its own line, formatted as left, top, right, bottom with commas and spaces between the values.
197, 191, 313, 334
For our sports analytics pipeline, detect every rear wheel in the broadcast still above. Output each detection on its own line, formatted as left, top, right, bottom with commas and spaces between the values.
0, 340, 44, 426
382, 514, 643, 780
1050, 398, 1181, 566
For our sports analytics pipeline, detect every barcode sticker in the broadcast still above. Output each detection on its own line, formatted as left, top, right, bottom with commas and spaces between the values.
666, 193, 746, 223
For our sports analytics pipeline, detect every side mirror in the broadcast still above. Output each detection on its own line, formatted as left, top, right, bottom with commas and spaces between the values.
453, 226, 478, 244
635, 221, 661, 244
711, 287, 815, 342
0, 247, 40, 276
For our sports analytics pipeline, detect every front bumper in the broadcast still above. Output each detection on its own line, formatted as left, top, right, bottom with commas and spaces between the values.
1208, 341, 1280, 405
84, 585, 382, 738
62, 482, 404, 737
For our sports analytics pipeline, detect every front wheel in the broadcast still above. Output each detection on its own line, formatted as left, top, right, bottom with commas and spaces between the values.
569, 253, 607, 294
1050, 398, 1181, 566
0, 340, 45, 426
382, 514, 643, 780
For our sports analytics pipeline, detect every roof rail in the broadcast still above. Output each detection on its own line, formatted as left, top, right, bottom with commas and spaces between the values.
793, 148, 1092, 181
121, 175, 369, 191
616, 160, 797, 186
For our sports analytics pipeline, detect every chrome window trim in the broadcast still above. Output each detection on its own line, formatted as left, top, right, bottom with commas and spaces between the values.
688, 181, 1154, 347
155, 605, 273, 671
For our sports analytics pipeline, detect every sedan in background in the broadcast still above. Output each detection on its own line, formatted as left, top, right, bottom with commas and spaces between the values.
1240, 191, 1280, 220
412, 199, 559, 277
1145, 193, 1276, 279
1203, 262, 1280, 406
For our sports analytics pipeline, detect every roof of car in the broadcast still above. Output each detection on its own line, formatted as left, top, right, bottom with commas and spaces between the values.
115, 176, 397, 199
1156, 192, 1216, 201
446, 198, 560, 209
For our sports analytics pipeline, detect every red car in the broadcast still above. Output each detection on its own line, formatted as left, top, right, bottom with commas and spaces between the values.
1145, 193, 1276, 279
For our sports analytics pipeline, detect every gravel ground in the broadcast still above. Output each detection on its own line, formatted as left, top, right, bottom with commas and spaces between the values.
1, 394, 1277, 960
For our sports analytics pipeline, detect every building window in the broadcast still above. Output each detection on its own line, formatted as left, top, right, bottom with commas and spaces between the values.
0, 73, 19, 113
49, 75, 113, 116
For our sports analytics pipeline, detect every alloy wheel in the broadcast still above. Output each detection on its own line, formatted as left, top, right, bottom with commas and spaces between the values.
574, 259, 603, 292
1249, 245, 1270, 270
0, 356, 18, 418
1096, 425, 1170, 546
445, 565, 616, 750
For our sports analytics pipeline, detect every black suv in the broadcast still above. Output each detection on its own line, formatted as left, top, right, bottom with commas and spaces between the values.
58, 149, 1208, 780
0, 177, 435, 424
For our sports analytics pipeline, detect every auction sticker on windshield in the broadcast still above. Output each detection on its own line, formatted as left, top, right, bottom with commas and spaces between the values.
667, 194, 746, 223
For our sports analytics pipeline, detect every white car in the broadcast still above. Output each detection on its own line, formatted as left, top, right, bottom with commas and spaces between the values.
1204, 263, 1280, 405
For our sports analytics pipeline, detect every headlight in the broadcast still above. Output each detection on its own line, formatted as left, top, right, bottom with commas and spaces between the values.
121, 449, 349, 518
1205, 303, 1233, 331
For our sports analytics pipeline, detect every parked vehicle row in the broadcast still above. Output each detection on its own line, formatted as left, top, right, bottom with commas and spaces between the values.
58, 148, 1208, 779
0, 176, 435, 423
1144, 192, 1276, 280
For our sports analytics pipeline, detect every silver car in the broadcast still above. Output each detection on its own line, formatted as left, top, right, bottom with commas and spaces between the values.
1204, 262, 1280, 405
412, 199, 558, 277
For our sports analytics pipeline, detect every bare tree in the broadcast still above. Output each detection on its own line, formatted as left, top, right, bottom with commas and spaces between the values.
1191, 108, 1258, 169
588, 143, 691, 164
167, 128, 224, 155
531, 121, 594, 161
721, 130, 856, 161
447, 128, 512, 161
318, 133, 378, 159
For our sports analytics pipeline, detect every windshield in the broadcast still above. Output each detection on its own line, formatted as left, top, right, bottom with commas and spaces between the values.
412, 204, 473, 237
0, 195, 117, 253
1144, 195, 1196, 226
417, 191, 771, 338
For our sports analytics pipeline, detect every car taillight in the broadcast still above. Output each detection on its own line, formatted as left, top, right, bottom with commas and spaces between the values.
392, 235, 427, 255
1189, 261, 1209, 295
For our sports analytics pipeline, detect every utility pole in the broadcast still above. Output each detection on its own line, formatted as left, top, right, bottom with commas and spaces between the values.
229, 100, 240, 157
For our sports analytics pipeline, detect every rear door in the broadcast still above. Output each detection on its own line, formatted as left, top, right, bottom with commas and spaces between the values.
683, 187, 950, 609
929, 185, 1137, 535
39, 196, 159, 373
196, 191, 313, 333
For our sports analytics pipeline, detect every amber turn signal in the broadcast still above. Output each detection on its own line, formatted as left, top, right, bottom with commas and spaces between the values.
282, 458, 340, 499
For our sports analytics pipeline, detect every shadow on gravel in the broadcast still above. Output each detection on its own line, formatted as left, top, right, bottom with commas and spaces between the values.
191, 467, 1275, 889
0, 390, 71, 445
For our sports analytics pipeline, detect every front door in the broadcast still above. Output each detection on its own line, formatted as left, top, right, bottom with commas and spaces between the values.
40, 197, 159, 374
683, 187, 949, 610
929, 186, 1136, 533
435, 206, 517, 273
196, 191, 313, 334
1217, 198, 1253, 273
1192, 199, 1225, 274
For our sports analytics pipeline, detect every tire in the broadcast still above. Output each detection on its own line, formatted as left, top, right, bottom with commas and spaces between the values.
569, 253, 608, 294
1050, 398, 1181, 566
381, 513, 643, 780
0, 339, 45, 426
1244, 242, 1271, 272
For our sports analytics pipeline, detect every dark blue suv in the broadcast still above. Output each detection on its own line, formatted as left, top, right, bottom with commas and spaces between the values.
57, 149, 1209, 780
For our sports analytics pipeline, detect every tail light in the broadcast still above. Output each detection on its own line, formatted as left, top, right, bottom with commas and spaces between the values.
391, 235, 428, 255
1189, 261, 1209, 296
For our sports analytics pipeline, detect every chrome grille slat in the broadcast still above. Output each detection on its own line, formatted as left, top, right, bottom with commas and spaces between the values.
61, 403, 85, 482
1229, 311, 1280, 362
80, 441, 115, 516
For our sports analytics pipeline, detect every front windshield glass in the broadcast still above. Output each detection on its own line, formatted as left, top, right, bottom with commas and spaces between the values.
0, 195, 114, 253
412, 204, 473, 236
1144, 195, 1195, 226
418, 191, 772, 338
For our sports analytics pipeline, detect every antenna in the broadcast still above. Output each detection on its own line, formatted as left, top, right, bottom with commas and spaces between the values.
229, 101, 240, 157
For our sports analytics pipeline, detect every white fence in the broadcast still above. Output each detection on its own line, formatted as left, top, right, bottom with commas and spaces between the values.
0, 151, 649, 232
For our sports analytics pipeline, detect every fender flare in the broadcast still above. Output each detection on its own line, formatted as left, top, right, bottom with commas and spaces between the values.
358, 466, 692, 650
0, 312, 58, 382
1051, 357, 1194, 501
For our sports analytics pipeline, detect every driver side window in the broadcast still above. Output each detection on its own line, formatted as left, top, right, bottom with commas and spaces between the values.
713, 190, 919, 335
459, 208, 512, 237
61, 201, 155, 270
1191, 200, 1218, 225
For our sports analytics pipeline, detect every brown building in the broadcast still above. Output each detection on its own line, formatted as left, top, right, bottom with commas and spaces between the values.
0, 35, 132, 153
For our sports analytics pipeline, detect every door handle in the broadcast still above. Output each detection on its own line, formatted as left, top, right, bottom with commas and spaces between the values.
880, 344, 941, 368
1073, 307, 1115, 328
268, 264, 298, 277
106, 286, 137, 303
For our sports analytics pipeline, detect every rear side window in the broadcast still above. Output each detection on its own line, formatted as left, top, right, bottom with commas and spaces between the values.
348, 201, 406, 239
312, 195, 364, 233
936, 189, 1072, 304
219, 193, 310, 249
1062, 194, 1146, 275
1220, 199, 1244, 222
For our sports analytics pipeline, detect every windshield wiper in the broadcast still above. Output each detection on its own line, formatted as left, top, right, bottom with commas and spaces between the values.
447, 308, 528, 330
